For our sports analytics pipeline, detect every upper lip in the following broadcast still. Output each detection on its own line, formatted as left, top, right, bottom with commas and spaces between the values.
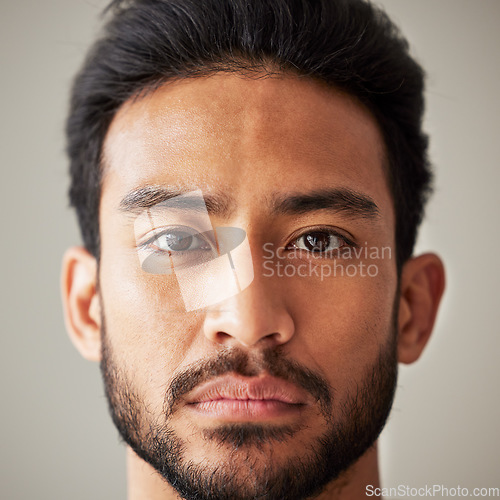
186, 374, 312, 405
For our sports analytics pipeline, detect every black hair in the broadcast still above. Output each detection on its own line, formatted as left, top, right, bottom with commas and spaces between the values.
67, 0, 432, 271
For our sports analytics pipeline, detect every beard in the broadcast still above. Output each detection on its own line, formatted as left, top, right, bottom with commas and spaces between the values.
100, 307, 398, 500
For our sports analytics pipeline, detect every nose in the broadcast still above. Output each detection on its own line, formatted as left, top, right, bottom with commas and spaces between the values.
202, 274, 295, 348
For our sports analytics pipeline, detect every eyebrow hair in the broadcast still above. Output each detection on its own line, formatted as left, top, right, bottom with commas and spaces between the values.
119, 185, 380, 221
271, 188, 380, 220
119, 185, 233, 216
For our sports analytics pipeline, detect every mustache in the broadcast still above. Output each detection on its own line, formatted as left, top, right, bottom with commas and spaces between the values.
164, 348, 333, 418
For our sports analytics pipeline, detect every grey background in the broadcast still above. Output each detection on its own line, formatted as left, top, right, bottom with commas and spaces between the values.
1, 1, 499, 498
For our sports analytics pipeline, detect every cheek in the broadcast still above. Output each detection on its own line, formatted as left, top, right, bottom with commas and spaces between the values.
99, 251, 204, 402
290, 260, 397, 377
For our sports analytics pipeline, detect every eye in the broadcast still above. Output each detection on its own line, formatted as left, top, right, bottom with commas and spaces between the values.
291, 230, 347, 254
143, 228, 212, 253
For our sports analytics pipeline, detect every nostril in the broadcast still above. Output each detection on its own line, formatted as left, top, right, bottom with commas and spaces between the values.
216, 330, 286, 349
213, 331, 234, 344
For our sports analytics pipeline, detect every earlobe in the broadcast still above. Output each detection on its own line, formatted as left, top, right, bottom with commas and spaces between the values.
61, 247, 102, 362
397, 253, 445, 364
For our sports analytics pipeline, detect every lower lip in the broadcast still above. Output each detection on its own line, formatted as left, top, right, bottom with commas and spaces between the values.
188, 399, 305, 420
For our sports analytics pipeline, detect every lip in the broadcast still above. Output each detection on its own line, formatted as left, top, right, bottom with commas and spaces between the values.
185, 375, 311, 421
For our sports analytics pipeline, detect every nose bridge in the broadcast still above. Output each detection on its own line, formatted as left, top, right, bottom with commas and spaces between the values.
202, 266, 295, 348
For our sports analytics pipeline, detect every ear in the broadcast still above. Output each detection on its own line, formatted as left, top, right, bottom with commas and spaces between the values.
61, 247, 102, 362
397, 253, 445, 364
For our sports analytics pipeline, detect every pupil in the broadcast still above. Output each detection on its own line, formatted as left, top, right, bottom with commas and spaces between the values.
305, 232, 330, 252
166, 232, 193, 251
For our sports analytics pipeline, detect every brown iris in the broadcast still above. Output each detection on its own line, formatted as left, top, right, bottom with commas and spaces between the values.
303, 231, 333, 252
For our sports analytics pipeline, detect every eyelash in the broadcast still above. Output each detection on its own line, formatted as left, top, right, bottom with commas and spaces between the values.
138, 227, 214, 255
138, 225, 357, 257
285, 226, 357, 257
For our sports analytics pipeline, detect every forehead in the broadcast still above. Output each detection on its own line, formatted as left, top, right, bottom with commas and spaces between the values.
102, 73, 393, 228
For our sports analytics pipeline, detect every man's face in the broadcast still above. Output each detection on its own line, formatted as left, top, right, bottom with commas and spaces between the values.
99, 73, 399, 499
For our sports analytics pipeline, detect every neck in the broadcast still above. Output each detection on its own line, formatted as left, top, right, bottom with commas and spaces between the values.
127, 444, 381, 500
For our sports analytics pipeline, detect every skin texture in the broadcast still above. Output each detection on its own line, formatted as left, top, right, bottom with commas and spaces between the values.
62, 73, 445, 499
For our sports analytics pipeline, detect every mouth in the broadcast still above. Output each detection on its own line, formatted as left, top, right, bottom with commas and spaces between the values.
185, 374, 311, 421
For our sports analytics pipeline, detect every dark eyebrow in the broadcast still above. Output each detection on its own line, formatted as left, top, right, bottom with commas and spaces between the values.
119, 185, 380, 221
271, 188, 380, 220
119, 185, 233, 216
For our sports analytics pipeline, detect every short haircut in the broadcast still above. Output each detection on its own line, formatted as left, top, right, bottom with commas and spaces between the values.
67, 0, 432, 271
